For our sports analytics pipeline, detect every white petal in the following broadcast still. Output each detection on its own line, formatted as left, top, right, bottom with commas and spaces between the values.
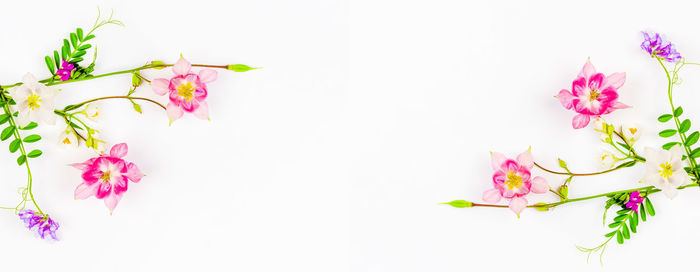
663, 187, 678, 199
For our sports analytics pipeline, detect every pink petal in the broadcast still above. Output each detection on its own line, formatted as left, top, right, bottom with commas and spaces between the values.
482, 188, 501, 203
81, 169, 102, 184
572, 114, 591, 129
167, 102, 184, 122
181, 100, 197, 112
70, 158, 96, 171
490, 152, 507, 171
509, 197, 528, 216
199, 69, 217, 83
173, 57, 191, 76
558, 90, 575, 109
104, 192, 123, 213
571, 77, 586, 96
126, 162, 143, 183
516, 149, 534, 170
530, 176, 548, 194
193, 101, 209, 120
110, 143, 128, 158
601, 72, 625, 90
588, 73, 604, 90
96, 182, 112, 199
112, 175, 129, 195
577, 60, 596, 79
152, 78, 170, 96
74, 182, 98, 200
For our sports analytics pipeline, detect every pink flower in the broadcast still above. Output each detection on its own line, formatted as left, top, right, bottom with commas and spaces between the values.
557, 60, 628, 129
625, 191, 644, 213
56, 60, 74, 81
151, 56, 217, 122
71, 143, 144, 213
482, 149, 548, 216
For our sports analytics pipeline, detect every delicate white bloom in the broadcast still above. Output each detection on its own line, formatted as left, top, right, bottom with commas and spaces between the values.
621, 123, 641, 143
8, 73, 58, 127
600, 150, 616, 169
593, 117, 606, 132
592, 117, 612, 143
641, 146, 692, 199
58, 126, 79, 149
82, 104, 101, 121
86, 129, 106, 154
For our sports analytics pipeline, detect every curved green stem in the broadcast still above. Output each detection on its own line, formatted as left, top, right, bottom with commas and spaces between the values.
534, 162, 626, 176
62, 96, 166, 112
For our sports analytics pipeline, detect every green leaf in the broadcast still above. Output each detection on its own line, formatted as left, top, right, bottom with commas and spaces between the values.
604, 231, 616, 238
70, 33, 78, 49
61, 44, 69, 60
645, 198, 655, 216
663, 142, 681, 150
659, 129, 677, 138
622, 223, 630, 239
45, 56, 55, 74
608, 222, 622, 228
23, 134, 41, 143
690, 147, 700, 158
63, 39, 70, 54
83, 34, 95, 41
1, 126, 15, 141
72, 57, 84, 63
69, 122, 83, 130
78, 44, 92, 51
687, 132, 700, 146
73, 50, 87, 58
680, 119, 691, 133
616, 231, 624, 244
618, 142, 631, 151
658, 114, 673, 122
675, 106, 684, 117
9, 139, 20, 153
640, 203, 647, 221
0, 114, 9, 125
630, 212, 638, 233
227, 64, 259, 72
76, 28, 84, 40
53, 50, 61, 68
16, 155, 26, 166
558, 158, 568, 170
441, 200, 472, 208
20, 122, 37, 130
616, 209, 629, 215
613, 214, 627, 222
27, 149, 42, 158
615, 160, 636, 169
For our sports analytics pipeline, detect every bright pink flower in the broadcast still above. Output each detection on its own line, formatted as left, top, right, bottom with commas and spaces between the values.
56, 60, 74, 81
482, 149, 548, 216
558, 60, 628, 129
71, 143, 144, 213
152, 56, 217, 122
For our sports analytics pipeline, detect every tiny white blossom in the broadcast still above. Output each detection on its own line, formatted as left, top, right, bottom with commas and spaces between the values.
82, 104, 101, 121
641, 145, 691, 199
621, 123, 641, 143
600, 150, 616, 169
8, 73, 58, 127
58, 126, 79, 149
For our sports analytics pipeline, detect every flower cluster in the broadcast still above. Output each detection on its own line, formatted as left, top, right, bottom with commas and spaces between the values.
18, 210, 59, 240
641, 32, 682, 63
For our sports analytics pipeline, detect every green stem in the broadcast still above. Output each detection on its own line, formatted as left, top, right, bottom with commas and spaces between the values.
469, 183, 698, 209
534, 161, 627, 176
657, 58, 699, 180
61, 96, 166, 112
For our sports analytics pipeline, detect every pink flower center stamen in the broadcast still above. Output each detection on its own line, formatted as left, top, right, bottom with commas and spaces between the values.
504, 170, 523, 190
658, 162, 673, 179
588, 89, 600, 102
100, 170, 112, 183
176, 82, 196, 102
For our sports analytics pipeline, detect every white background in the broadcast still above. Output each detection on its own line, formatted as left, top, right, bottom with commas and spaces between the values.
2, 0, 700, 271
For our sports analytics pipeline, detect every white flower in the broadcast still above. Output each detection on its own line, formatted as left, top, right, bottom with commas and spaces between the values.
58, 126, 79, 149
600, 150, 616, 169
641, 146, 692, 199
82, 104, 101, 121
8, 73, 58, 127
621, 123, 641, 143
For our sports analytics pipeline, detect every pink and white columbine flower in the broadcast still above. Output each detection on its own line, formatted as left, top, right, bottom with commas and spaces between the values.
558, 60, 628, 129
151, 56, 217, 123
482, 149, 548, 216
71, 143, 143, 213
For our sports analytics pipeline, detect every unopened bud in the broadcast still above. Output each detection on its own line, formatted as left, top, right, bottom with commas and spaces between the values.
441, 200, 473, 208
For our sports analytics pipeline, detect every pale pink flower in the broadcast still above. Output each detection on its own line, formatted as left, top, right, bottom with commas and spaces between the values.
558, 60, 628, 129
482, 149, 548, 216
151, 56, 217, 122
71, 143, 144, 213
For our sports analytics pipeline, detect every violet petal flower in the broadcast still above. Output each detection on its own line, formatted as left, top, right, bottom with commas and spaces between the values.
18, 209, 59, 240
56, 60, 75, 81
625, 191, 644, 213
641, 31, 682, 63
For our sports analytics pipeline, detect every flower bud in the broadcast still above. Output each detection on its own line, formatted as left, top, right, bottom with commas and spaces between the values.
558, 185, 568, 201
227, 64, 258, 72
131, 71, 142, 87
441, 200, 473, 208
534, 203, 549, 211
150, 61, 166, 70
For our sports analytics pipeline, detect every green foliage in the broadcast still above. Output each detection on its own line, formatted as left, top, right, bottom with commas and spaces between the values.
659, 129, 677, 137
658, 114, 673, 122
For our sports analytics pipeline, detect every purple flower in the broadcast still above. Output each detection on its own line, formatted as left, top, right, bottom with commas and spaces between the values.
18, 209, 59, 240
625, 191, 644, 213
641, 32, 682, 63
56, 60, 75, 81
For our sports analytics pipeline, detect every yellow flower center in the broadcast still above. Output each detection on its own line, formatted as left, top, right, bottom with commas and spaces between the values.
588, 89, 600, 101
176, 82, 196, 102
62, 137, 72, 144
658, 162, 673, 179
504, 170, 523, 190
100, 171, 112, 183
629, 128, 638, 135
27, 94, 42, 111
